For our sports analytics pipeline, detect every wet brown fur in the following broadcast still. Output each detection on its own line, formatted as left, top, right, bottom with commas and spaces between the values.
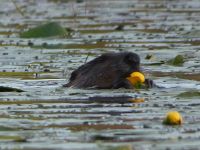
64, 52, 143, 89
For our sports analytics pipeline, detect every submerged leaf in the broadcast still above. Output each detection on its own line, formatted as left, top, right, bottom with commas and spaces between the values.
20, 22, 68, 38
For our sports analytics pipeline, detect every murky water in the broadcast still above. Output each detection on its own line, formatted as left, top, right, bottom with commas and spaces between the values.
0, 0, 200, 149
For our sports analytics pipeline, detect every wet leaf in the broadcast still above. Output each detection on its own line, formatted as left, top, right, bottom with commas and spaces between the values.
0, 126, 19, 131
20, 22, 68, 38
0, 72, 34, 79
0, 86, 24, 92
177, 91, 200, 98
105, 145, 132, 150
168, 55, 185, 66
0, 135, 26, 142
68, 124, 134, 132
152, 72, 200, 81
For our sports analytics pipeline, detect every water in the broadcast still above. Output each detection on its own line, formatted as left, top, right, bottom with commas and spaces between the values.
0, 0, 200, 149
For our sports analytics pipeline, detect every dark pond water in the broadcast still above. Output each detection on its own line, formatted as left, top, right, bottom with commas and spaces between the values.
0, 0, 200, 149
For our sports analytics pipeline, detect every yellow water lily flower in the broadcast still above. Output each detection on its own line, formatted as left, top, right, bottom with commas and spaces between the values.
127, 72, 145, 85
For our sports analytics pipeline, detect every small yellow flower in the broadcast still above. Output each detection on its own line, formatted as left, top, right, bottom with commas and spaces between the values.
163, 111, 183, 125
127, 72, 145, 85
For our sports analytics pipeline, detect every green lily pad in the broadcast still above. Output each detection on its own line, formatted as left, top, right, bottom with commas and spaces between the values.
0, 126, 19, 131
0, 135, 26, 142
20, 22, 68, 38
177, 91, 200, 98
0, 86, 24, 92
104, 145, 132, 150
168, 55, 185, 66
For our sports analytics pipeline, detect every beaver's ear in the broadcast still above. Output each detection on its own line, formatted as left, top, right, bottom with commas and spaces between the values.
124, 53, 140, 65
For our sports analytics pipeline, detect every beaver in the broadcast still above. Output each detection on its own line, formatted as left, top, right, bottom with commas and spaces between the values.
63, 52, 154, 89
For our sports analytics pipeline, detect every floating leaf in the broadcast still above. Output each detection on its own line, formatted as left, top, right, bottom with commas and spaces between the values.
177, 91, 200, 98
20, 22, 68, 38
168, 55, 185, 66
0, 135, 26, 142
68, 124, 134, 132
104, 145, 132, 150
0, 126, 19, 131
0, 86, 24, 92
152, 72, 200, 81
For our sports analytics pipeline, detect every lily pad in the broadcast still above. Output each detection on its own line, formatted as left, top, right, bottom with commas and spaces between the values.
177, 91, 200, 98
168, 55, 185, 66
0, 86, 24, 92
152, 72, 200, 81
0, 126, 19, 131
68, 124, 134, 132
20, 22, 68, 38
105, 145, 132, 150
0, 135, 26, 142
